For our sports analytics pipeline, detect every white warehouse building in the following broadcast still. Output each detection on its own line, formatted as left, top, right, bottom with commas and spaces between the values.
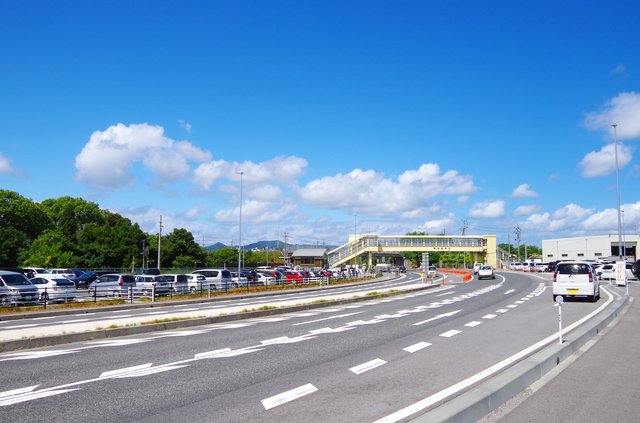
542, 235, 639, 262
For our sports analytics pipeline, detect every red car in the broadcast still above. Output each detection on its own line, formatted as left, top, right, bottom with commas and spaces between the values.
282, 271, 304, 284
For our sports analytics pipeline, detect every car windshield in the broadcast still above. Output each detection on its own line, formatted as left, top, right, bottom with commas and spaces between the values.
480, 266, 491, 270
557, 263, 591, 275
1, 274, 32, 285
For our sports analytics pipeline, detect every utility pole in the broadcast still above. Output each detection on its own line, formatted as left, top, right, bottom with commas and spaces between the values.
460, 219, 468, 236
157, 215, 162, 270
514, 227, 521, 263
284, 232, 289, 266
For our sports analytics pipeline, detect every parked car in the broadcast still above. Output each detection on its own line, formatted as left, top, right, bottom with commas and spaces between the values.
230, 272, 249, 288
71, 269, 85, 278
282, 270, 304, 283
163, 274, 190, 294
24, 267, 47, 277
535, 263, 548, 272
0, 270, 39, 305
258, 269, 285, 284
241, 269, 260, 285
477, 265, 495, 280
71, 270, 113, 289
190, 269, 232, 290
29, 276, 77, 302
633, 260, 640, 280
552, 261, 600, 302
45, 268, 76, 279
134, 268, 161, 276
256, 273, 276, 285
135, 275, 171, 296
185, 274, 207, 291
597, 264, 615, 280
473, 263, 483, 274
87, 274, 136, 297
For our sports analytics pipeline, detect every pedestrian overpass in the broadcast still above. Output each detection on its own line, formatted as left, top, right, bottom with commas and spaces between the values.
328, 234, 497, 269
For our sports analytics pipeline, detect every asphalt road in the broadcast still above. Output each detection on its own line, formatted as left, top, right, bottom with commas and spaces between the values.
0, 272, 613, 422
483, 280, 638, 423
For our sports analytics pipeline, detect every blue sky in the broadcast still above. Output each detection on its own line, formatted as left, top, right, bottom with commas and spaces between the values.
1, 1, 639, 249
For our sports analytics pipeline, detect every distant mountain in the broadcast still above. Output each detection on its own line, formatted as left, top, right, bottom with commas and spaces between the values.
204, 240, 337, 252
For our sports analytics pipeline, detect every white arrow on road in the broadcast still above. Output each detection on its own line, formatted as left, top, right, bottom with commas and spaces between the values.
505, 289, 515, 294
413, 310, 462, 326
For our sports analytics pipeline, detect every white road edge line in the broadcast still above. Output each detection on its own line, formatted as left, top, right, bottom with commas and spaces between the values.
373, 287, 615, 423
261, 383, 318, 410
350, 358, 387, 375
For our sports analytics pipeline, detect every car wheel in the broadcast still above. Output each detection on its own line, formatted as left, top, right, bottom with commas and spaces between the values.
0, 296, 7, 305
113, 291, 121, 298
40, 292, 49, 301
492, 275, 496, 279
232, 283, 238, 289
553, 294, 558, 302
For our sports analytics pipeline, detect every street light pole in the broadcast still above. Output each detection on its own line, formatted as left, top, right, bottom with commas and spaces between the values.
612, 124, 622, 260
236, 171, 243, 276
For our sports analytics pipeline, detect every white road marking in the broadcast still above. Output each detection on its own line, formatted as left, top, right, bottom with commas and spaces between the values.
0, 349, 81, 361
292, 312, 363, 326
261, 383, 318, 410
413, 310, 462, 326
403, 342, 432, 353
108, 315, 131, 319
439, 330, 461, 338
0, 386, 79, 406
496, 309, 509, 313
1, 324, 39, 329
374, 287, 616, 423
33, 316, 56, 320
61, 319, 89, 324
464, 321, 482, 327
483, 314, 497, 319
350, 358, 387, 375
504, 289, 515, 294
507, 305, 518, 308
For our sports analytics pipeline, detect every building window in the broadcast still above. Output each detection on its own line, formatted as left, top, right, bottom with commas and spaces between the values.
594, 253, 602, 257
547, 254, 554, 258
577, 253, 584, 257
561, 254, 568, 257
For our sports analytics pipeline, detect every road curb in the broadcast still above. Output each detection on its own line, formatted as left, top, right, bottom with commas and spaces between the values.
410, 290, 631, 423
0, 282, 439, 353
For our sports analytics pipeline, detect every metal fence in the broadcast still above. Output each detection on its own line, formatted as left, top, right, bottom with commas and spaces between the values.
0, 270, 384, 310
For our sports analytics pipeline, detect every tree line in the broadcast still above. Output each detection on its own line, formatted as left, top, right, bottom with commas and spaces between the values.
0, 190, 260, 270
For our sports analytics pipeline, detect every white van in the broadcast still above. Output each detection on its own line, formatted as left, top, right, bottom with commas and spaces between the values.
190, 269, 232, 290
553, 261, 600, 302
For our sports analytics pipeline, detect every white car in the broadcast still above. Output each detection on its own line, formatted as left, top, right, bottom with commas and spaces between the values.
29, 276, 77, 302
552, 261, 600, 302
257, 273, 276, 285
426, 266, 437, 278
477, 265, 495, 280
231, 272, 248, 288
45, 269, 76, 279
597, 264, 615, 280
473, 263, 483, 274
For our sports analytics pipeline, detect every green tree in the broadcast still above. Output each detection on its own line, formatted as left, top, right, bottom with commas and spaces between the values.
19, 229, 77, 267
206, 248, 238, 267
0, 190, 53, 266
40, 196, 107, 239
160, 228, 206, 268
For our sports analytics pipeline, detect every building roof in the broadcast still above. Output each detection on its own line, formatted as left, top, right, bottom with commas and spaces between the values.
290, 248, 328, 258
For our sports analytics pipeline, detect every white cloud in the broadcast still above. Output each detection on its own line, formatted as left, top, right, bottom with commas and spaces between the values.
513, 205, 543, 217
417, 213, 457, 234
75, 123, 212, 190
578, 142, 634, 178
212, 202, 300, 225
583, 92, 640, 139
522, 204, 594, 233
398, 204, 447, 221
178, 120, 192, 134
548, 174, 558, 182
469, 200, 505, 219
0, 152, 23, 177
581, 201, 640, 231
293, 163, 478, 218
179, 204, 208, 220
610, 65, 626, 75
192, 156, 307, 192
512, 183, 538, 198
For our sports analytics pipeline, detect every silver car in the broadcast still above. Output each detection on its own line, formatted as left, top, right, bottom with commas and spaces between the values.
135, 275, 171, 296
0, 271, 39, 305
30, 276, 77, 302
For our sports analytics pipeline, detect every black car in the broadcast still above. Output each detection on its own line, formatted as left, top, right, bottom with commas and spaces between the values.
134, 268, 161, 276
71, 270, 113, 289
632, 260, 640, 279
